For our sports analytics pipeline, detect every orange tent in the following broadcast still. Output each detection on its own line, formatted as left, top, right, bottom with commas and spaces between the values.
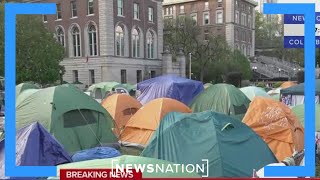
243, 97, 304, 162
101, 94, 142, 137
119, 98, 192, 147
280, 81, 297, 89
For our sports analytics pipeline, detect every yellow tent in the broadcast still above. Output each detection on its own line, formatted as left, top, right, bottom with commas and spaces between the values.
101, 94, 142, 137
119, 98, 192, 147
280, 81, 297, 89
242, 97, 304, 161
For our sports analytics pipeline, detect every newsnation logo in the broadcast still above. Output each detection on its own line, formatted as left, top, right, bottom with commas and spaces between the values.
59, 159, 209, 179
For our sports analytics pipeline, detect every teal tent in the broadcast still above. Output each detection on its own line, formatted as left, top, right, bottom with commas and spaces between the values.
190, 84, 251, 120
16, 82, 39, 98
281, 79, 320, 95
240, 86, 270, 101
291, 104, 320, 131
141, 111, 278, 177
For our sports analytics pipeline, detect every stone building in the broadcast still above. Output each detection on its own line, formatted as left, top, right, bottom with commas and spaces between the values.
23, 0, 186, 87
163, 0, 257, 58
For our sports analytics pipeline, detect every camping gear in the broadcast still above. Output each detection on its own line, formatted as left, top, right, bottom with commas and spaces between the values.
141, 111, 278, 177
291, 104, 320, 131
120, 98, 192, 147
16, 82, 39, 98
48, 155, 200, 179
190, 83, 250, 120
242, 97, 304, 161
240, 86, 270, 101
280, 79, 320, 106
137, 75, 204, 105
16, 84, 118, 153
101, 94, 142, 137
280, 81, 297, 89
71, 147, 121, 162
0, 122, 71, 179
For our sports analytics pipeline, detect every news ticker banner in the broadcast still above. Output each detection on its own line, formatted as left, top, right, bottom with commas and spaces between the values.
281, 0, 320, 48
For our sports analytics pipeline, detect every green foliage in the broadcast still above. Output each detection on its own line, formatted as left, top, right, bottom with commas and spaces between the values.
256, 82, 266, 88
273, 82, 282, 88
164, 17, 252, 82
0, 4, 65, 85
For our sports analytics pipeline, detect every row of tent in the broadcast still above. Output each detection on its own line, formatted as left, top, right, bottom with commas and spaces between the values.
2, 76, 314, 178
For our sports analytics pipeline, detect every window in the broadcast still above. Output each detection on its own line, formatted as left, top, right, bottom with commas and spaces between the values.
116, 26, 125, 56
243, 14, 247, 26
137, 70, 142, 83
243, 32, 246, 42
241, 4, 245, 12
56, 26, 65, 47
241, 44, 246, 56
165, 8, 169, 15
241, 13, 245, 26
203, 12, 209, 25
71, 26, 81, 57
235, 43, 239, 50
73, 70, 78, 82
43, 15, 47, 22
191, 13, 197, 25
218, 0, 222, 2
247, 45, 251, 56
216, 11, 223, 24
169, 7, 173, 15
88, 24, 98, 56
150, 71, 156, 78
204, 1, 209, 10
248, 32, 251, 43
148, 7, 154, 22
235, 29, 238, 41
118, 0, 123, 16
248, 15, 252, 28
71, 1, 77, 17
178, 15, 185, 27
147, 31, 155, 59
88, 0, 94, 15
56, 3, 62, 20
204, 30, 209, 40
134, 3, 140, 20
89, 70, 95, 84
121, 69, 127, 83
235, 0, 238, 9
180, 5, 184, 14
132, 28, 140, 58
235, 11, 239, 24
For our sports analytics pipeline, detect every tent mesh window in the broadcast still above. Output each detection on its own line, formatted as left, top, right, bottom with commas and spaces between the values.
63, 109, 98, 128
233, 104, 247, 115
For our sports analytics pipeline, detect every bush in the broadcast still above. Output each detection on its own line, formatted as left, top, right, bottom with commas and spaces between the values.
226, 72, 242, 87
273, 82, 283, 88
256, 82, 266, 88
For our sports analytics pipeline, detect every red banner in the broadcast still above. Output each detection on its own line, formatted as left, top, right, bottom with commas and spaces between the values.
60, 169, 142, 180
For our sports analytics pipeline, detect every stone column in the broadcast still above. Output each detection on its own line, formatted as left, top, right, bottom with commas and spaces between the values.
162, 46, 172, 75
99, 0, 114, 56
177, 48, 186, 78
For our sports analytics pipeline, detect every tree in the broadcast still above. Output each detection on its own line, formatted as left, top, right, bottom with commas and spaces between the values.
0, 4, 65, 85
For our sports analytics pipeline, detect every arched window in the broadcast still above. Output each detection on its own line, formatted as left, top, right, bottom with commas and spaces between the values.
88, 24, 97, 56
147, 31, 155, 59
132, 28, 140, 58
116, 26, 124, 56
71, 26, 81, 57
56, 26, 65, 47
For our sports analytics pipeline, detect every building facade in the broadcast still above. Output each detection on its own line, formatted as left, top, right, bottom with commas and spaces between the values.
24, 0, 185, 87
163, 0, 257, 58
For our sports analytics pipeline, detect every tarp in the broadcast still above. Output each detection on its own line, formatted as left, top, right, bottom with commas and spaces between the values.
101, 94, 142, 137
71, 147, 121, 162
16, 84, 118, 153
242, 97, 304, 161
48, 155, 200, 179
0, 122, 71, 179
291, 104, 320, 131
240, 86, 270, 101
281, 80, 320, 95
141, 111, 278, 177
280, 81, 297, 89
190, 84, 251, 120
16, 82, 39, 98
120, 98, 192, 147
137, 75, 204, 105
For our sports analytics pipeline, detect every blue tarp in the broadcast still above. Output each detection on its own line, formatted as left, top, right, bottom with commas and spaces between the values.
0, 122, 71, 179
71, 147, 121, 162
137, 75, 204, 105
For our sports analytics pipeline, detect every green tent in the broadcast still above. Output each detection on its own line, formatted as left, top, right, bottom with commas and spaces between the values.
88, 82, 123, 99
48, 155, 200, 179
16, 89, 41, 107
190, 84, 251, 120
16, 84, 118, 153
240, 86, 270, 101
204, 83, 213, 89
141, 111, 278, 177
281, 79, 320, 95
291, 104, 320, 131
16, 82, 39, 98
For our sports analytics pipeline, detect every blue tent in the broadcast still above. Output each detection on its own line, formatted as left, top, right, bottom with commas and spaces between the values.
0, 122, 71, 179
137, 75, 204, 105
